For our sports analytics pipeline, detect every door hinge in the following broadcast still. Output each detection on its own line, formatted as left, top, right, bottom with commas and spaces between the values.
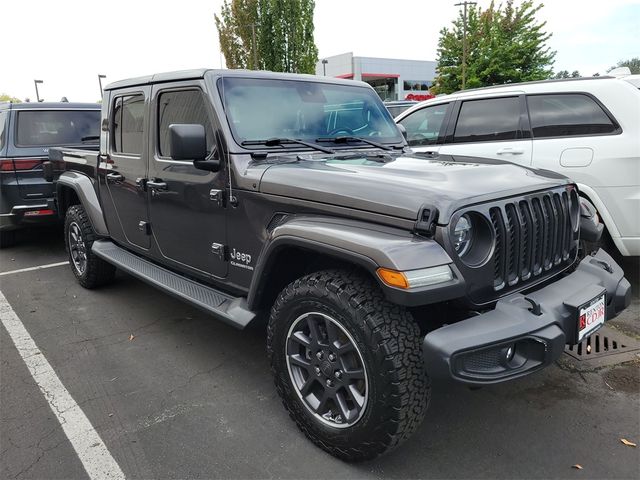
135, 178, 147, 191
138, 221, 151, 235
211, 243, 226, 260
209, 189, 225, 207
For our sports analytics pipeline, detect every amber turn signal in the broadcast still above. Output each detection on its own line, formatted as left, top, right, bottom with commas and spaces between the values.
376, 268, 409, 289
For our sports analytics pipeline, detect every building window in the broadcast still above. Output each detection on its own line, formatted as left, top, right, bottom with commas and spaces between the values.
403, 80, 432, 91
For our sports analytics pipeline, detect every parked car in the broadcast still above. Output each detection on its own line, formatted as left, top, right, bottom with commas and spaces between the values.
52, 69, 630, 461
395, 76, 640, 257
383, 100, 417, 117
0, 101, 101, 247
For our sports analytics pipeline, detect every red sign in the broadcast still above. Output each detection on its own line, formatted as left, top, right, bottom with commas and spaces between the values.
405, 93, 435, 101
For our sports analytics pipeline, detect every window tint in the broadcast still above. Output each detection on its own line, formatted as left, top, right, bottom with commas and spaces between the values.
399, 103, 450, 146
0, 111, 6, 150
527, 94, 617, 137
158, 90, 215, 157
113, 95, 144, 155
453, 97, 520, 143
15, 110, 100, 147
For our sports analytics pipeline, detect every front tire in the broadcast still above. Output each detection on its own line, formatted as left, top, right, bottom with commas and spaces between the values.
64, 205, 115, 289
267, 269, 429, 461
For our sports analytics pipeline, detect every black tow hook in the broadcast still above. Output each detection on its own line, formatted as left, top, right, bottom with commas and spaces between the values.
590, 256, 614, 274
524, 297, 542, 316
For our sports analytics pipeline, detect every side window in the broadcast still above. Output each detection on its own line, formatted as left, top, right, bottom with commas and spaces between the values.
0, 111, 6, 150
398, 103, 450, 146
453, 97, 520, 143
112, 94, 145, 155
527, 94, 618, 138
157, 90, 215, 157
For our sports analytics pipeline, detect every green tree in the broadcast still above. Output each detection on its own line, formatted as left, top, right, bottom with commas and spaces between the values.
215, 0, 318, 74
0, 93, 21, 103
608, 57, 640, 74
433, 0, 555, 94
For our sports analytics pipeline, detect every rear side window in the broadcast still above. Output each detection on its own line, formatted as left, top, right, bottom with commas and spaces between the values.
398, 103, 450, 146
15, 110, 100, 147
0, 111, 6, 150
527, 94, 618, 137
113, 95, 145, 155
453, 96, 520, 143
157, 90, 214, 157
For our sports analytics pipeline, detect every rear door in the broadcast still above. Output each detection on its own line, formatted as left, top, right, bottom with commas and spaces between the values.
438, 95, 533, 164
100, 88, 151, 250
147, 81, 228, 278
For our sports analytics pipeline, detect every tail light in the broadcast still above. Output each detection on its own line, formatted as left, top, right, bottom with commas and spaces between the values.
0, 158, 44, 171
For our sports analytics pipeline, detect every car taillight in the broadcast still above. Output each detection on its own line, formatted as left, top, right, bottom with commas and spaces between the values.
0, 158, 43, 171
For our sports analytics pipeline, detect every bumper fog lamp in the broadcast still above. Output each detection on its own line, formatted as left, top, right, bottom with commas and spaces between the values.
377, 265, 453, 289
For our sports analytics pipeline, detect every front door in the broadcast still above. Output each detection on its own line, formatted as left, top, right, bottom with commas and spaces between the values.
100, 87, 151, 250
147, 82, 228, 279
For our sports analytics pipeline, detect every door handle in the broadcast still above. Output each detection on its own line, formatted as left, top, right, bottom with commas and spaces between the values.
496, 147, 525, 155
147, 180, 168, 191
105, 172, 124, 182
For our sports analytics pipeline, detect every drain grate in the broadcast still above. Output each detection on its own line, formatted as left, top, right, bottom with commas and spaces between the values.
563, 326, 640, 367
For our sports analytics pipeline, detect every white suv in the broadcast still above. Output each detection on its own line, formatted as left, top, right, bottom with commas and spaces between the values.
396, 76, 640, 256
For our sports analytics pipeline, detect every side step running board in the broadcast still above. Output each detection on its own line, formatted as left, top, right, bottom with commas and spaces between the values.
91, 240, 255, 329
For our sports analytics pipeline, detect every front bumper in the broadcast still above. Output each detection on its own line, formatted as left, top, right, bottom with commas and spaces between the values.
423, 249, 631, 385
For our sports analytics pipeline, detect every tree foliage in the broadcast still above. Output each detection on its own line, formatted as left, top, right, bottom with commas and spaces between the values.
0, 93, 21, 103
215, 0, 318, 74
554, 70, 580, 79
433, 0, 555, 94
608, 57, 640, 74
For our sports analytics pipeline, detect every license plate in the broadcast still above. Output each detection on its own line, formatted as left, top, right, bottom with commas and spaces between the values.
578, 294, 606, 341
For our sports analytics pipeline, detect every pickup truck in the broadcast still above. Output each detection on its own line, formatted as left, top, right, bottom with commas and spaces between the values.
51, 69, 631, 461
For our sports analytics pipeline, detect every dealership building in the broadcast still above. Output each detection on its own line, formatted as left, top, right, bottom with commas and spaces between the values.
315, 52, 437, 101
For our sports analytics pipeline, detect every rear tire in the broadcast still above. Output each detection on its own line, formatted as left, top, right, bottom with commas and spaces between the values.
267, 269, 430, 461
0, 230, 17, 249
64, 205, 115, 288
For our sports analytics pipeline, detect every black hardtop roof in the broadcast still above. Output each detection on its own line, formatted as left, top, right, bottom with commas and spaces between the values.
0, 101, 100, 111
104, 68, 370, 91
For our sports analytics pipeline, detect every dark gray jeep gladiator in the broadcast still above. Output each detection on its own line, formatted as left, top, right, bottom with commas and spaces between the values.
51, 69, 631, 461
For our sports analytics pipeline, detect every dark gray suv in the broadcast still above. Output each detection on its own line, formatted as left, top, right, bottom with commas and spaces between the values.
0, 101, 100, 247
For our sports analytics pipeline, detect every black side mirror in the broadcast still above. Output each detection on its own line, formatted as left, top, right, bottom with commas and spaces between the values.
169, 124, 207, 161
168, 124, 220, 172
397, 123, 408, 140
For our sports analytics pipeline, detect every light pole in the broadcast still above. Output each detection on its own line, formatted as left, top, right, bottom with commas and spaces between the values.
34, 80, 43, 102
322, 59, 328, 76
454, 1, 477, 90
98, 74, 106, 96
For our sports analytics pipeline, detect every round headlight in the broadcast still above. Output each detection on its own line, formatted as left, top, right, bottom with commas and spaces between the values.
453, 214, 473, 256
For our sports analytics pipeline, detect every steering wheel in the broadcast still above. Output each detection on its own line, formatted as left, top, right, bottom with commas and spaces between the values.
327, 127, 354, 136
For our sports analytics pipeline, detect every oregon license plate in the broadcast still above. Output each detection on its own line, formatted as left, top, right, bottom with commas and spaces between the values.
578, 294, 606, 341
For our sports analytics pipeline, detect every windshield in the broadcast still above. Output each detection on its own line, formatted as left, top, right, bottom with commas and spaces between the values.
16, 110, 100, 147
218, 77, 402, 146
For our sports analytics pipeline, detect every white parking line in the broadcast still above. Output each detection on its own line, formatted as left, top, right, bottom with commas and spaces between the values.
0, 290, 126, 480
0, 261, 69, 277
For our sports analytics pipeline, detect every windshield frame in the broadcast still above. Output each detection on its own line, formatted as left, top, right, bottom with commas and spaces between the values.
215, 76, 405, 152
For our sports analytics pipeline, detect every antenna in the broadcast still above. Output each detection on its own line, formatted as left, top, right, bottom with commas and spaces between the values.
221, 74, 237, 207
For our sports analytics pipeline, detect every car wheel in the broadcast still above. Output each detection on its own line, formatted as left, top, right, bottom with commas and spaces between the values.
267, 269, 430, 461
0, 230, 17, 249
64, 205, 116, 289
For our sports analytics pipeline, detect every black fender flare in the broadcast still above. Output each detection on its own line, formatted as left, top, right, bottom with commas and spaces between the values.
56, 172, 108, 235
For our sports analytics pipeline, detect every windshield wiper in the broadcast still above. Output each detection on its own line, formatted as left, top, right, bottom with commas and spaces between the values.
316, 136, 393, 151
81, 135, 100, 142
241, 137, 335, 154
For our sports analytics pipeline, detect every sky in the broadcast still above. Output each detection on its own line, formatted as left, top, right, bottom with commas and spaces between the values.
1, 0, 639, 102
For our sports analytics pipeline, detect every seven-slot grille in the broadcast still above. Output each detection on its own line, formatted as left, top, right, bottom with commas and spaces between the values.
489, 190, 577, 291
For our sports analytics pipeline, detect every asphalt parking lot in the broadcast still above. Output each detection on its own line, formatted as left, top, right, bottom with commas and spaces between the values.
1, 227, 639, 480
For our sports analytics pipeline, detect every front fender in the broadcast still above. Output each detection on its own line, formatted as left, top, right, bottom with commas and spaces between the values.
56, 172, 108, 236
247, 215, 465, 309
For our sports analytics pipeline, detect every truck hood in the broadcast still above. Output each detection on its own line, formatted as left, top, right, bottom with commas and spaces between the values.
257, 153, 569, 223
